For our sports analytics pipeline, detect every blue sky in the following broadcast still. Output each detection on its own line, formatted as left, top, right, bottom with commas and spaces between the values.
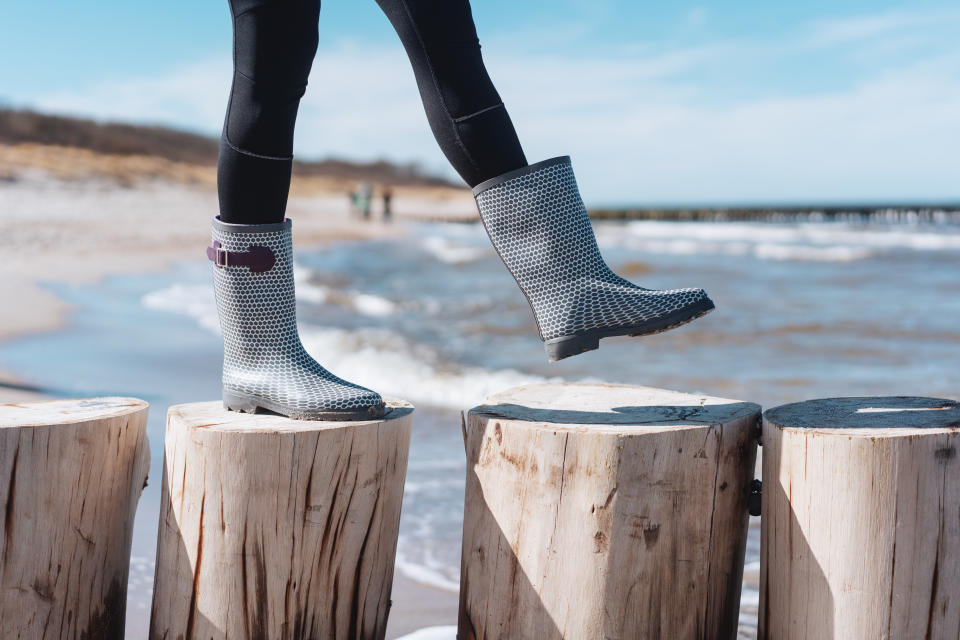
2, 1, 958, 205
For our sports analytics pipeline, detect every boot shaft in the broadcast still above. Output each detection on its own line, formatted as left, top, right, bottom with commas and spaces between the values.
211, 218, 299, 360
473, 157, 712, 351
473, 156, 611, 293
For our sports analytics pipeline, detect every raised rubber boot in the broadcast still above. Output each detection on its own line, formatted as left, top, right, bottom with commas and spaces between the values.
208, 217, 385, 420
473, 156, 714, 361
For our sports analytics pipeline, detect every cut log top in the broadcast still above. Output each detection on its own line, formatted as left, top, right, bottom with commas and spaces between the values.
471, 382, 760, 431
765, 396, 960, 436
0, 396, 147, 428
168, 398, 414, 432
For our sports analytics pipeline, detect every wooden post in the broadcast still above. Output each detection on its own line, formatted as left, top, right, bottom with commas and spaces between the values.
760, 396, 960, 640
0, 397, 150, 640
458, 382, 760, 639
150, 399, 413, 640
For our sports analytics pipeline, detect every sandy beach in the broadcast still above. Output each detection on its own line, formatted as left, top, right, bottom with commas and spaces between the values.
0, 142, 470, 635
0, 142, 472, 380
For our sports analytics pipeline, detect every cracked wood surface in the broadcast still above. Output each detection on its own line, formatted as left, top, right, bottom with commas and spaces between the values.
0, 397, 150, 640
149, 399, 413, 640
459, 382, 760, 639
760, 396, 960, 640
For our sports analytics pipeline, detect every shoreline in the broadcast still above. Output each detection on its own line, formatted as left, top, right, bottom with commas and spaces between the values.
385, 575, 459, 639
0, 172, 379, 395
0, 166, 469, 638
0, 162, 477, 347
5, 156, 956, 640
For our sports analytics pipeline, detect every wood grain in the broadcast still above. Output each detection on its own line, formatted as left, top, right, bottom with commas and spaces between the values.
759, 396, 960, 640
458, 382, 760, 640
149, 399, 413, 640
0, 397, 150, 640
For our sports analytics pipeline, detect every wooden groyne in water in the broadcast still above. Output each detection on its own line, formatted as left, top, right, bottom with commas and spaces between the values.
150, 399, 413, 640
759, 396, 960, 639
0, 398, 150, 640
1, 389, 958, 639
589, 204, 960, 223
458, 383, 761, 639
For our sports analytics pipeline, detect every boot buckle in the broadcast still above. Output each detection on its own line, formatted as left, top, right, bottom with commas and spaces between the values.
206, 241, 276, 273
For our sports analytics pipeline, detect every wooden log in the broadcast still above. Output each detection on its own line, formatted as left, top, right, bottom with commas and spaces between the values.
759, 396, 960, 640
458, 382, 761, 639
150, 399, 413, 640
0, 397, 150, 640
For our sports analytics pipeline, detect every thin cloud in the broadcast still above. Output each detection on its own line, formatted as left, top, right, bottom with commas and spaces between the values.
803, 7, 960, 48
33, 58, 232, 134
21, 8, 960, 203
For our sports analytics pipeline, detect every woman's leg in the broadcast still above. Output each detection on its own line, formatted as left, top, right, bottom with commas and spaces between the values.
375, 0, 527, 188
379, 0, 714, 361
211, 0, 384, 420
218, 0, 321, 224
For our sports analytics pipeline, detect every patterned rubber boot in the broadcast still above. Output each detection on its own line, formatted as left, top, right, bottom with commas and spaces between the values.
473, 156, 715, 361
208, 217, 385, 420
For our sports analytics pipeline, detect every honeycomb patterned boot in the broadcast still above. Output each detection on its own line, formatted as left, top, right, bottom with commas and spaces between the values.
208, 217, 385, 420
473, 156, 715, 361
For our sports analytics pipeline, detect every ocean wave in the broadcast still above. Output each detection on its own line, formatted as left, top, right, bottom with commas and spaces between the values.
298, 326, 553, 410
395, 550, 460, 592
419, 235, 488, 264
395, 627, 457, 640
623, 220, 960, 249
403, 477, 465, 495
593, 220, 960, 261
294, 267, 398, 316
142, 284, 220, 333
603, 238, 872, 262
142, 281, 555, 410
752, 243, 872, 262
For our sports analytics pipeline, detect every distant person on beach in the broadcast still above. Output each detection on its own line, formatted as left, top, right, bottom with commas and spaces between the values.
208, 0, 714, 420
381, 186, 393, 223
349, 181, 373, 220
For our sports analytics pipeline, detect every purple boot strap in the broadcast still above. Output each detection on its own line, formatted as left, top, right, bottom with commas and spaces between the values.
206, 241, 276, 273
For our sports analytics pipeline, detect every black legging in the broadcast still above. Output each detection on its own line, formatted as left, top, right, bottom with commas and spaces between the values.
218, 0, 528, 224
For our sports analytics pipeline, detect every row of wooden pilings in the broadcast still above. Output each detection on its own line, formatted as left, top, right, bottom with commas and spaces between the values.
1, 383, 958, 639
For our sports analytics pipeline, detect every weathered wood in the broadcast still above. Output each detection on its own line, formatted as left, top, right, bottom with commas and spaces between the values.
0, 397, 150, 640
760, 396, 960, 640
458, 382, 760, 640
149, 399, 414, 640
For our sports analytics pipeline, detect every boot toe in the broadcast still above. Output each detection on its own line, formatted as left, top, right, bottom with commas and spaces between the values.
681, 287, 712, 307
329, 385, 387, 418
346, 387, 386, 412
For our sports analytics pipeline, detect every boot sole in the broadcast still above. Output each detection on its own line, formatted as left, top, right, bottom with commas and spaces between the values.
543, 297, 715, 362
223, 390, 387, 421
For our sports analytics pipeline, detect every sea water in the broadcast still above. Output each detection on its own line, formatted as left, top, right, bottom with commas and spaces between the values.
3, 217, 959, 637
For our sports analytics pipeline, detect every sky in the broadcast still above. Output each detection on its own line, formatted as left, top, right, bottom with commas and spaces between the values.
2, 0, 958, 205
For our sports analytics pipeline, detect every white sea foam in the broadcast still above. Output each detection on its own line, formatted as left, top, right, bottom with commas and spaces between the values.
420, 235, 488, 264
293, 267, 329, 303
142, 281, 555, 410
593, 220, 960, 262
395, 627, 457, 640
298, 326, 554, 410
395, 550, 460, 593
740, 587, 760, 608
623, 220, 960, 249
752, 243, 872, 262
351, 292, 397, 316
142, 284, 220, 333
294, 266, 398, 316
403, 478, 464, 495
